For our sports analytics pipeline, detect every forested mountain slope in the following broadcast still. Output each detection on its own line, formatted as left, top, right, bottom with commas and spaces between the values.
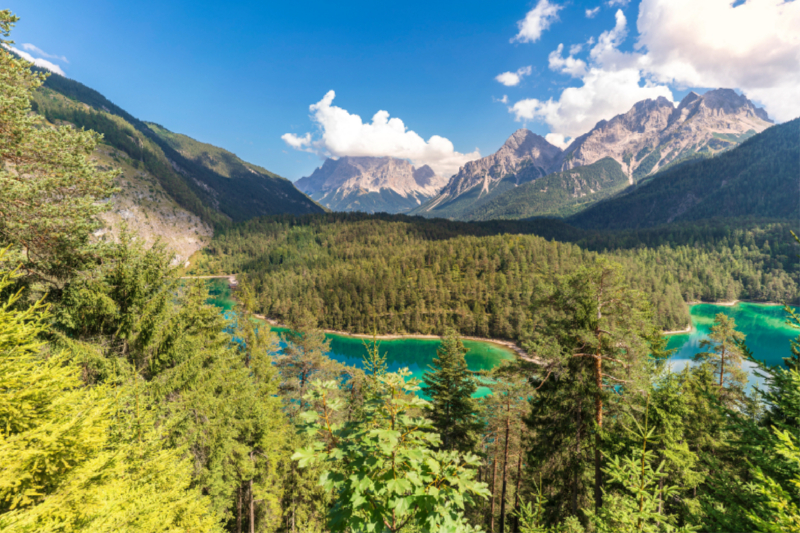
463, 158, 629, 221
33, 69, 324, 225
192, 213, 798, 337
569, 118, 800, 230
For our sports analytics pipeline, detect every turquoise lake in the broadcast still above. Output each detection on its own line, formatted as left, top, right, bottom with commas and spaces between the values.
208, 279, 799, 391
206, 279, 513, 397
666, 303, 798, 384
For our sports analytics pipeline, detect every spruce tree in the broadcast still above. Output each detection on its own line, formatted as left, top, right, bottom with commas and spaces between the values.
0, 10, 117, 285
422, 329, 482, 453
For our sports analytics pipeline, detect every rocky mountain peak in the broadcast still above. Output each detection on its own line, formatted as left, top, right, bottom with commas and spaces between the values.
412, 164, 437, 187
500, 129, 559, 159
294, 155, 449, 214
560, 88, 773, 178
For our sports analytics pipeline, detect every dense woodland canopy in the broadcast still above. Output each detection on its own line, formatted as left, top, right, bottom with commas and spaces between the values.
3, 10, 800, 533
194, 213, 799, 335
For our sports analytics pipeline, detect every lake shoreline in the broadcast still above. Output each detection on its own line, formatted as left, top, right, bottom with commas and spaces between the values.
253, 313, 539, 363
688, 299, 786, 307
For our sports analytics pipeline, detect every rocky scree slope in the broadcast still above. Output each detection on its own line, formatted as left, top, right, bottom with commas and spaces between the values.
295, 156, 448, 214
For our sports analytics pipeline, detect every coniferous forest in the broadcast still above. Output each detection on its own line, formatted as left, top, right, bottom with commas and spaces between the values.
3, 9, 800, 533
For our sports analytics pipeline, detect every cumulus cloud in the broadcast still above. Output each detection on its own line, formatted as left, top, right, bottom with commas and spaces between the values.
549, 44, 588, 78
3, 44, 66, 76
511, 68, 672, 138
282, 91, 481, 177
635, 0, 800, 121
512, 0, 563, 43
495, 66, 533, 87
545, 133, 573, 150
21, 43, 68, 63
585, 7, 600, 18
509, 9, 673, 139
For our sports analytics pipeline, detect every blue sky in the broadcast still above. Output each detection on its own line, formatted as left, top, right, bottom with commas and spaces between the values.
6, 0, 799, 180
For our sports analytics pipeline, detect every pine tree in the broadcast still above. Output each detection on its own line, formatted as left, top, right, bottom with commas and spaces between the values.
0, 256, 220, 532
0, 10, 118, 285
422, 329, 482, 453
694, 313, 746, 403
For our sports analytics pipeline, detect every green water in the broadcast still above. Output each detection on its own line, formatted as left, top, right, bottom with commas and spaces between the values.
206, 280, 513, 397
271, 327, 513, 398
206, 278, 237, 312
666, 303, 798, 383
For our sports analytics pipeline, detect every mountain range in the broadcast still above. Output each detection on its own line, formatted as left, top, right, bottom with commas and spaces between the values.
410, 88, 774, 221
295, 156, 448, 214
26, 62, 796, 251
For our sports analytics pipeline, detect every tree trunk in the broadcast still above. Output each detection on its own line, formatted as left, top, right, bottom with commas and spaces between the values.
249, 478, 255, 533
500, 403, 511, 533
491, 445, 499, 533
237, 484, 243, 533
594, 353, 603, 512
513, 420, 524, 533
573, 397, 582, 515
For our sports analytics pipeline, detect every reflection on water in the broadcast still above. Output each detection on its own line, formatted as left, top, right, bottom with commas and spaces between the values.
666, 303, 798, 386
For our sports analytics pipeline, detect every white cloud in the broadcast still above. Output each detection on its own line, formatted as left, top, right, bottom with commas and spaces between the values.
635, 0, 800, 121
495, 66, 533, 87
569, 43, 583, 55
282, 91, 481, 177
20, 43, 68, 63
549, 44, 588, 78
607, 0, 630, 6
545, 133, 573, 149
512, 0, 563, 43
510, 9, 673, 139
280, 132, 312, 150
3, 45, 66, 76
511, 67, 672, 138
493, 95, 510, 104
590, 9, 629, 66
585, 7, 600, 18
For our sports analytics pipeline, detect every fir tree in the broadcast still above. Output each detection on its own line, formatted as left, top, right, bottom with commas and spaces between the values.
0, 10, 118, 286
422, 329, 482, 453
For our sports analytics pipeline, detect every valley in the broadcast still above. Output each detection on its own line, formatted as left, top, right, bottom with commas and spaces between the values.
4, 6, 800, 531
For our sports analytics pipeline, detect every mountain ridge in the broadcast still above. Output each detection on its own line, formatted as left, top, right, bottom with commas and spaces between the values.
295, 156, 449, 214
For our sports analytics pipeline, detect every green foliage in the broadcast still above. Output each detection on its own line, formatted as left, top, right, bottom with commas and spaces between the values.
586, 397, 698, 533
0, 251, 220, 532
0, 27, 118, 283
195, 214, 797, 340
293, 371, 490, 532
571, 119, 800, 230
694, 313, 747, 399
466, 158, 629, 221
423, 330, 482, 452
749, 428, 800, 532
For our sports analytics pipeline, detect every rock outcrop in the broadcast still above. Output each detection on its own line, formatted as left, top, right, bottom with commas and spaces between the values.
411, 130, 562, 219
295, 156, 449, 214
560, 89, 773, 181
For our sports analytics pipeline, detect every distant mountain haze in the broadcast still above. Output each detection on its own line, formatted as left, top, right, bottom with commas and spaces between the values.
295, 156, 449, 214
